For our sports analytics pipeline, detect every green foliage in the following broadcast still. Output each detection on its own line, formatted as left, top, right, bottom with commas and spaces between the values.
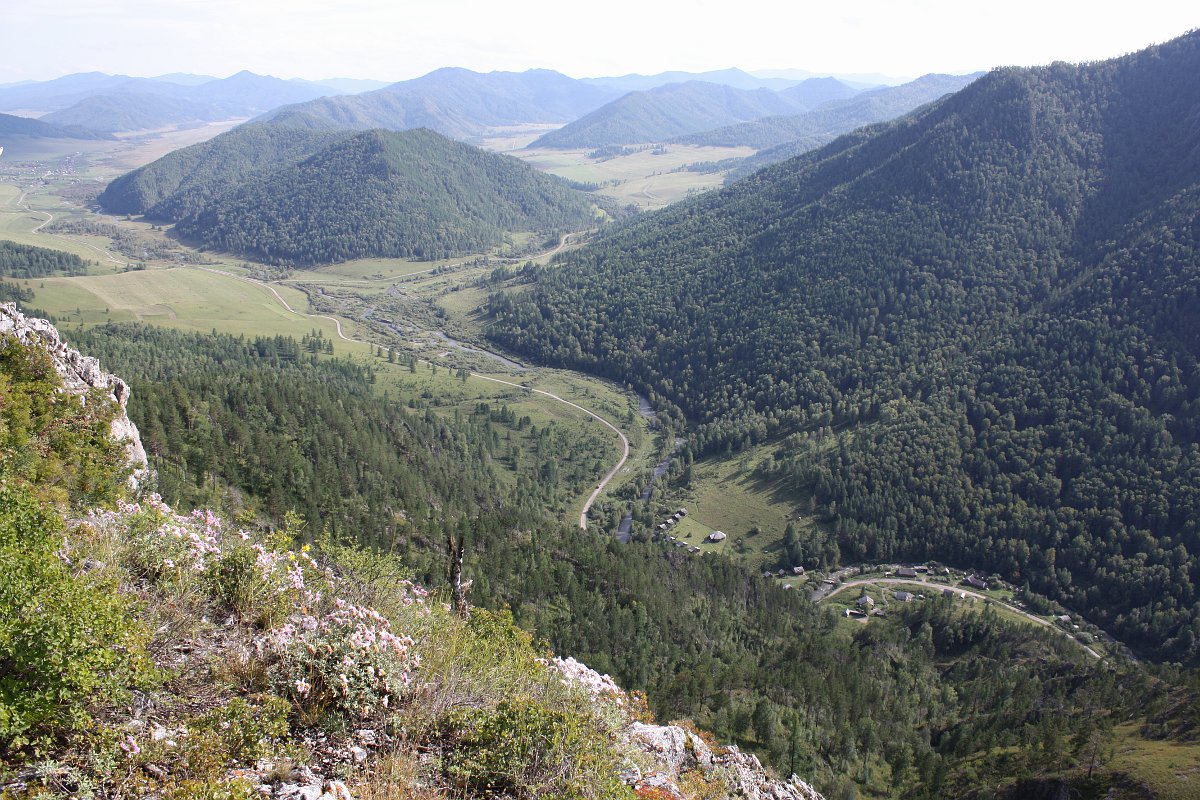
490, 31, 1200, 665
0, 281, 35, 303
0, 240, 88, 278
191, 696, 290, 765
103, 124, 599, 266
443, 695, 633, 800
0, 334, 130, 507
0, 486, 153, 751
205, 541, 292, 627
98, 123, 349, 218
174, 128, 598, 266
534, 82, 802, 149
74, 323, 504, 550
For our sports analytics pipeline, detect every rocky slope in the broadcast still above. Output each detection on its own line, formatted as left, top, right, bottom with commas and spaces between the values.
0, 302, 147, 486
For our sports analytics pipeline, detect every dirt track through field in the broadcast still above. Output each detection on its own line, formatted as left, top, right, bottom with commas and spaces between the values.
192, 238, 628, 530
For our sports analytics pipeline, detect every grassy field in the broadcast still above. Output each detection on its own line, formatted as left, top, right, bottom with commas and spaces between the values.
514, 144, 754, 209
0, 123, 675, 529
1107, 723, 1200, 800
645, 441, 818, 570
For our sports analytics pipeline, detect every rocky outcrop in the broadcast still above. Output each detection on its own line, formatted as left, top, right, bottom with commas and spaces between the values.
623, 721, 824, 800
0, 303, 148, 487
550, 658, 826, 800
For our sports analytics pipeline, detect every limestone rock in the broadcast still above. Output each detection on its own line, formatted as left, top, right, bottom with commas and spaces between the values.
0, 303, 149, 488
623, 722, 824, 800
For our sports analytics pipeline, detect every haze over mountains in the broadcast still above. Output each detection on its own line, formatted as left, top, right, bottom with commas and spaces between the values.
489, 31, 1200, 664
530, 77, 861, 149
0, 71, 363, 134
681, 72, 983, 176
0, 111, 109, 141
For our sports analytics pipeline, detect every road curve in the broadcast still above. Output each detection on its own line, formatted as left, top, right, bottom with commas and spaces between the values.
468, 373, 629, 529
191, 263, 629, 530
820, 577, 1102, 659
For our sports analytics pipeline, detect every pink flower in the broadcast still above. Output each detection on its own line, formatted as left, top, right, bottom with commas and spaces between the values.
295, 679, 311, 696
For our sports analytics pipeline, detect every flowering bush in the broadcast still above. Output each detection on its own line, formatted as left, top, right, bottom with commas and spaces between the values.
81, 497, 312, 625
258, 595, 421, 721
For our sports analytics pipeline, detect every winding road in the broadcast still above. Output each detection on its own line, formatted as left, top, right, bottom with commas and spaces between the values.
192, 250, 629, 531
821, 577, 1102, 659
15, 191, 124, 264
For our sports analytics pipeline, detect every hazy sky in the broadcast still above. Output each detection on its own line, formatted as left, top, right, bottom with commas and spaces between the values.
0, 1, 1195, 84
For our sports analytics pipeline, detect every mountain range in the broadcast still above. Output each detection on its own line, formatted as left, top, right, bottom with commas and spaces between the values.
530, 78, 861, 149
258, 68, 621, 140
488, 30, 1200, 665
0, 71, 350, 135
0, 110, 109, 140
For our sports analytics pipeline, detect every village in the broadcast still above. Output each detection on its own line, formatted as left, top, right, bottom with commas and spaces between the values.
641, 503, 1113, 659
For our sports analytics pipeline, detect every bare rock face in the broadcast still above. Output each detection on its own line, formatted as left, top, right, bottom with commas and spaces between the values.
551, 657, 826, 800
624, 722, 824, 800
1, 303, 149, 488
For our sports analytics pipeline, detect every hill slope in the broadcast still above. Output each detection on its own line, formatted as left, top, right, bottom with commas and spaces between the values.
167, 128, 599, 265
40, 92, 222, 133
5, 71, 329, 133
98, 123, 350, 218
260, 68, 617, 141
0, 111, 108, 140
675, 73, 979, 159
488, 32, 1200, 664
531, 81, 807, 148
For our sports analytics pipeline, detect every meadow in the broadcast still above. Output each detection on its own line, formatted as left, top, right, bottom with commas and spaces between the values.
514, 143, 754, 209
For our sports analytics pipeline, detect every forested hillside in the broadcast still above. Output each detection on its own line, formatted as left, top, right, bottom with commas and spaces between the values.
101, 125, 601, 265
97, 123, 350, 217
0, 111, 108, 140
531, 81, 806, 148
40, 91, 223, 134
64, 319, 1193, 799
487, 32, 1200, 663
168, 128, 600, 264
675, 73, 979, 174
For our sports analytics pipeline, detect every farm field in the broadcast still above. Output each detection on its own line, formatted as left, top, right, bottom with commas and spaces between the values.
514, 143, 754, 209
0, 126, 651, 528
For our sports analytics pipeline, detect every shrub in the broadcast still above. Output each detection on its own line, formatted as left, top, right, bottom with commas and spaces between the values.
0, 335, 129, 508
0, 485, 154, 752
259, 598, 418, 723
442, 694, 633, 800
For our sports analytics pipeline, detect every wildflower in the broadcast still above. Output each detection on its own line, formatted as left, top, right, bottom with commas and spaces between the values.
119, 736, 140, 755
295, 679, 311, 696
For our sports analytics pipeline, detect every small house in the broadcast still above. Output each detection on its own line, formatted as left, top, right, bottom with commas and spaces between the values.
792, 566, 805, 575
894, 591, 914, 602
897, 567, 918, 579
706, 530, 727, 542
943, 588, 956, 598
688, 545, 701, 553
856, 595, 875, 608
965, 575, 988, 590
678, 508, 688, 516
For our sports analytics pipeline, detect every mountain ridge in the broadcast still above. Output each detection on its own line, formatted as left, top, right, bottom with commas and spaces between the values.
487, 30, 1200, 664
